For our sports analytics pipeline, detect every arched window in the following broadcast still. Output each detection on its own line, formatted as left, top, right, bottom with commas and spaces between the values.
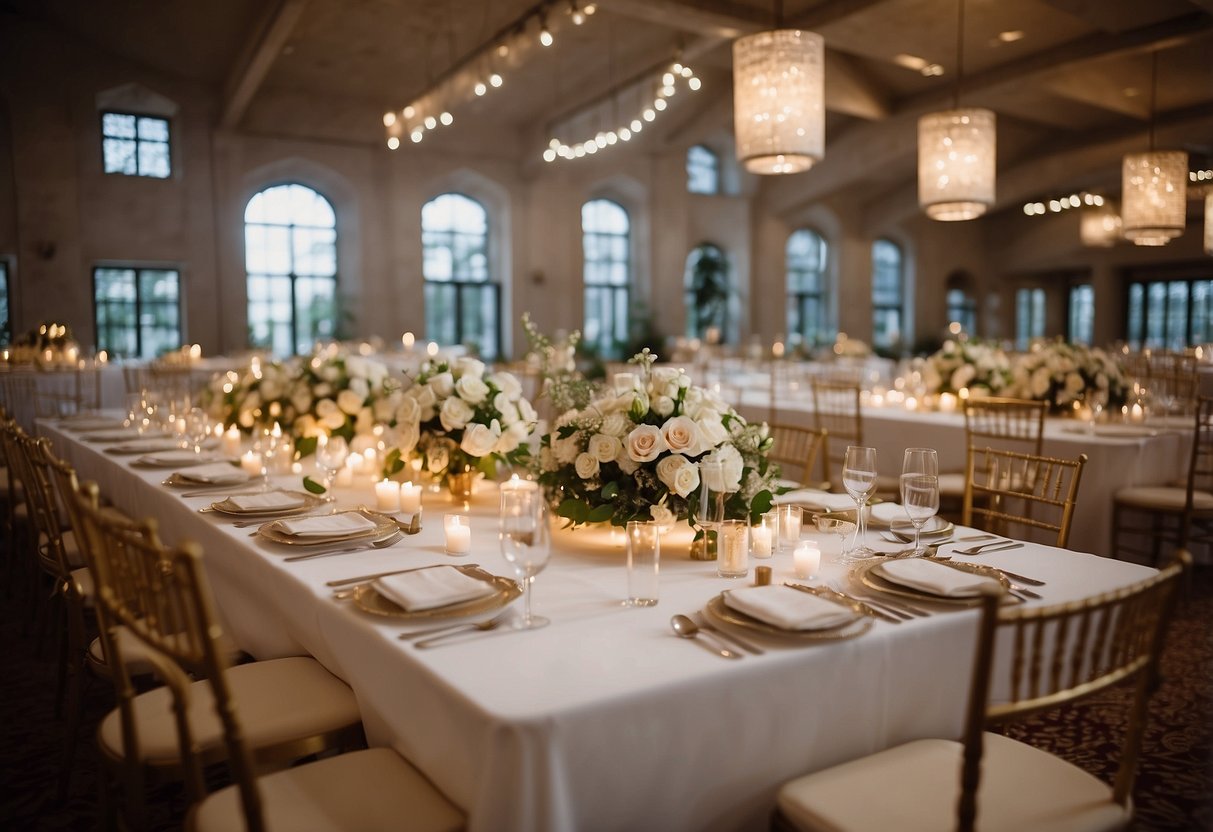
684, 243, 730, 341
422, 193, 499, 360
786, 229, 828, 345
945, 271, 977, 336
582, 199, 631, 358
687, 145, 718, 194
871, 238, 904, 350
245, 183, 337, 357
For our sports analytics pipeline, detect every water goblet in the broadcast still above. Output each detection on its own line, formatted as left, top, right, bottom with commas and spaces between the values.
695, 460, 731, 559
499, 489, 551, 630
840, 446, 878, 561
315, 434, 349, 494
899, 473, 940, 557
186, 407, 210, 455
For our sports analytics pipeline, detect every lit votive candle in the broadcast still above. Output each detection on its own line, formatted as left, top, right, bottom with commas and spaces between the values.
1129, 403, 1145, 423
346, 452, 365, 475
444, 514, 471, 556
751, 524, 773, 559
794, 542, 821, 580
374, 479, 401, 512
240, 451, 263, 478
221, 425, 242, 457
400, 482, 422, 514
717, 520, 749, 578
938, 392, 957, 413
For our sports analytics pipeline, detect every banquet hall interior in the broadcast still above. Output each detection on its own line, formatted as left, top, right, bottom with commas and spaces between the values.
0, 0, 1211, 830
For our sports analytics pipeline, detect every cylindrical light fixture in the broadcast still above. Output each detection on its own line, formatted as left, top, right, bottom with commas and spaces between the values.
917, 108, 996, 221
732, 29, 824, 175
1080, 202, 1122, 247
1205, 192, 1212, 256
1121, 151, 1187, 246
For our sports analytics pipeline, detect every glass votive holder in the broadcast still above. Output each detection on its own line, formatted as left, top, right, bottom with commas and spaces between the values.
717, 519, 749, 578
443, 513, 471, 556
751, 511, 777, 559
777, 504, 803, 551
625, 520, 660, 607
794, 542, 822, 579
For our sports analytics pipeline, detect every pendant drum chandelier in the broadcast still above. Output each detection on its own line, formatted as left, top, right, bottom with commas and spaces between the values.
1121, 53, 1186, 246
732, 1, 824, 176
918, 0, 995, 221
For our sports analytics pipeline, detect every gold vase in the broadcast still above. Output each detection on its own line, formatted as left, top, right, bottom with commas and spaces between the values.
446, 470, 476, 505
689, 531, 718, 561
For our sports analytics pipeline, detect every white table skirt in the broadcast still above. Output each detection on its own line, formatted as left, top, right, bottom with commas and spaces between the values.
42, 419, 1156, 831
738, 395, 1192, 557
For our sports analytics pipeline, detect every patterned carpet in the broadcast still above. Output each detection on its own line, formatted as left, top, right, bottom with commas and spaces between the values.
1, 568, 1210, 830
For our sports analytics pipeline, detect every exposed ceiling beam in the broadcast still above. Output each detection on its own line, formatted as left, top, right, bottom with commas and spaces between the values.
220, 0, 308, 129
893, 11, 1213, 116
603, 0, 890, 38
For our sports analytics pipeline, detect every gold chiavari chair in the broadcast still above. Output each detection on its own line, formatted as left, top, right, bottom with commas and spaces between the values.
775, 550, 1189, 832
810, 378, 861, 491
769, 424, 829, 489
75, 483, 367, 830
0, 411, 30, 582
74, 481, 464, 832
1112, 396, 1213, 565
962, 447, 1088, 548
938, 398, 1048, 519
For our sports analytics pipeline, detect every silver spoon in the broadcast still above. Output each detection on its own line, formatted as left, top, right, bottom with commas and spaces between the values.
670, 615, 741, 659
284, 531, 404, 562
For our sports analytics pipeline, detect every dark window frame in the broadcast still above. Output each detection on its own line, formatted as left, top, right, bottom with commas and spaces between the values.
1124, 263, 1213, 350
786, 228, 829, 345
92, 265, 183, 359
1067, 284, 1095, 345
582, 198, 632, 359
100, 110, 172, 179
686, 145, 719, 195
0, 260, 10, 346
421, 191, 500, 360
871, 238, 904, 350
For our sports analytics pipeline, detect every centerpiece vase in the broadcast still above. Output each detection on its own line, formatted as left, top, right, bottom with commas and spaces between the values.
446, 468, 476, 505
689, 533, 718, 561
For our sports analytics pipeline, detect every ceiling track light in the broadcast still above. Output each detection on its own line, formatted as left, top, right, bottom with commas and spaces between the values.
383, 0, 585, 150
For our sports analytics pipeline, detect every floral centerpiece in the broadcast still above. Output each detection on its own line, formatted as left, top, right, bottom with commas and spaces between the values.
920, 339, 1013, 397
1008, 339, 1129, 413
536, 350, 777, 529
388, 356, 537, 486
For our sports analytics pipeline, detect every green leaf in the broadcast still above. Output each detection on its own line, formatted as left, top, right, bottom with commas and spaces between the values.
556, 498, 589, 524
748, 489, 774, 524
587, 503, 615, 524
302, 476, 326, 495
557, 425, 578, 439
601, 481, 619, 500
295, 435, 318, 459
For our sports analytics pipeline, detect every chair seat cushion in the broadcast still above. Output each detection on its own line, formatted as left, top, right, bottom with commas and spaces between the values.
189, 747, 464, 832
88, 627, 242, 679
99, 657, 360, 768
777, 732, 1128, 832
1114, 486, 1213, 512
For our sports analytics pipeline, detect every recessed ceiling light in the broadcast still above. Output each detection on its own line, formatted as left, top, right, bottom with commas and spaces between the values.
997, 30, 1024, 43
894, 53, 928, 71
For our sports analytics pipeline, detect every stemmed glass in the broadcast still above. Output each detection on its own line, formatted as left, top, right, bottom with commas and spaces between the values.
315, 434, 348, 494
499, 488, 552, 630
840, 446, 878, 561
186, 408, 210, 455
899, 448, 939, 557
1083, 387, 1106, 434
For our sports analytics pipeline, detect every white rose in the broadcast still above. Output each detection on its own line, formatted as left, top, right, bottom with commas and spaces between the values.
950, 365, 976, 391
366, 359, 388, 386
653, 396, 675, 417
656, 455, 684, 491
321, 408, 347, 431
553, 434, 581, 465
321, 364, 340, 382
394, 420, 420, 454
671, 461, 700, 498
455, 357, 486, 379
395, 396, 421, 427
290, 387, 313, 415
460, 421, 500, 457
1030, 367, 1052, 398
697, 413, 728, 448
650, 501, 676, 527
455, 374, 490, 405
313, 383, 332, 398
354, 407, 373, 435
337, 389, 364, 415
601, 411, 630, 438
315, 398, 339, 419
345, 356, 369, 379
652, 367, 679, 384
518, 398, 537, 426
494, 428, 522, 455
440, 396, 475, 431
617, 455, 640, 475
428, 372, 455, 398
704, 444, 743, 491
588, 433, 622, 464
1064, 372, 1085, 396
626, 425, 668, 463
661, 416, 701, 456
575, 452, 600, 479
488, 372, 522, 399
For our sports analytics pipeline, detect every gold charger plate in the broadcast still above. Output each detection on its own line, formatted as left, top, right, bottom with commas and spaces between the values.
256, 509, 396, 545
208, 491, 324, 518
352, 565, 522, 620
704, 594, 872, 642
886, 517, 955, 540
133, 451, 229, 469
855, 558, 1017, 608
163, 469, 252, 488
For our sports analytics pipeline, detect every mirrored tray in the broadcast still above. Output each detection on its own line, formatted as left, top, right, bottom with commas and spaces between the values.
353, 565, 522, 620
855, 558, 1016, 607
207, 490, 324, 518
256, 509, 396, 546
704, 594, 872, 642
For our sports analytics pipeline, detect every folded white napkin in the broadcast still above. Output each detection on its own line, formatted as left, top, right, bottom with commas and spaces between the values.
774, 489, 854, 512
277, 512, 378, 538
876, 559, 1000, 598
109, 438, 180, 454
374, 566, 496, 612
724, 585, 857, 631
178, 462, 250, 485
870, 502, 904, 525
227, 491, 307, 512
138, 450, 215, 466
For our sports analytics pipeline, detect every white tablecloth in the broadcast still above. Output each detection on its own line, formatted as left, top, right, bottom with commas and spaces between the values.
738, 396, 1192, 557
42, 419, 1156, 831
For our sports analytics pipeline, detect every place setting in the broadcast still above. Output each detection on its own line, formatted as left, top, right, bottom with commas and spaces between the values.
251, 509, 403, 562
131, 448, 234, 468
163, 461, 257, 490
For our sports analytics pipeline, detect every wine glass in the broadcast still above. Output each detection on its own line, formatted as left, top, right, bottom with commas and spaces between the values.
899, 473, 940, 557
840, 446, 878, 561
315, 434, 348, 494
499, 489, 551, 630
1083, 387, 1106, 434
695, 460, 730, 554
186, 407, 210, 455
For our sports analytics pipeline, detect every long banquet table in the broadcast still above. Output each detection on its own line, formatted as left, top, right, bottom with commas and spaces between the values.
43, 419, 1158, 831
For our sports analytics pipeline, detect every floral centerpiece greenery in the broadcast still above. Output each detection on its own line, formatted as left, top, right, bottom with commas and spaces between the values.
920, 339, 1013, 397
536, 350, 777, 529
1007, 339, 1129, 413
384, 356, 537, 482
521, 312, 595, 413
203, 346, 404, 457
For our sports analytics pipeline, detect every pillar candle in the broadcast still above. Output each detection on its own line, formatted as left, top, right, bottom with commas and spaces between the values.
444, 514, 471, 555
794, 542, 821, 579
375, 480, 401, 512
240, 451, 263, 478
400, 482, 422, 514
221, 425, 242, 457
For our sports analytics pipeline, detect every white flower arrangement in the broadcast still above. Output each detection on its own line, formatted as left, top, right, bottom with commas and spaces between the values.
536, 350, 778, 528
1007, 339, 1129, 413
920, 340, 1013, 397
384, 356, 538, 481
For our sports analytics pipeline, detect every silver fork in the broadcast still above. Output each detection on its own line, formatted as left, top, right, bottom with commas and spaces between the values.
952, 540, 1021, 556
398, 610, 513, 642
283, 530, 404, 562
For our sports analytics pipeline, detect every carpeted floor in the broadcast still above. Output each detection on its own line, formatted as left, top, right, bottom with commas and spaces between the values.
1, 567, 1210, 830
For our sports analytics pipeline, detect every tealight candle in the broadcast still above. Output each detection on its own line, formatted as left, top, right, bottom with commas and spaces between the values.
444, 514, 471, 556
938, 392, 957, 413
400, 482, 422, 514
751, 524, 773, 559
375, 479, 401, 512
346, 452, 365, 475
240, 451, 263, 478
221, 425, 242, 457
794, 542, 821, 579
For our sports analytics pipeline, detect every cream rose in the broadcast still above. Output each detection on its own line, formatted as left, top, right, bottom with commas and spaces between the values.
460, 421, 500, 457
626, 424, 668, 463
575, 452, 600, 480
656, 454, 699, 497
661, 416, 701, 456
455, 357, 486, 379
653, 395, 675, 417
601, 411, 630, 438
440, 396, 474, 431
456, 374, 490, 405
488, 371, 522, 399
428, 371, 455, 398
588, 433, 622, 464
337, 388, 364, 416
